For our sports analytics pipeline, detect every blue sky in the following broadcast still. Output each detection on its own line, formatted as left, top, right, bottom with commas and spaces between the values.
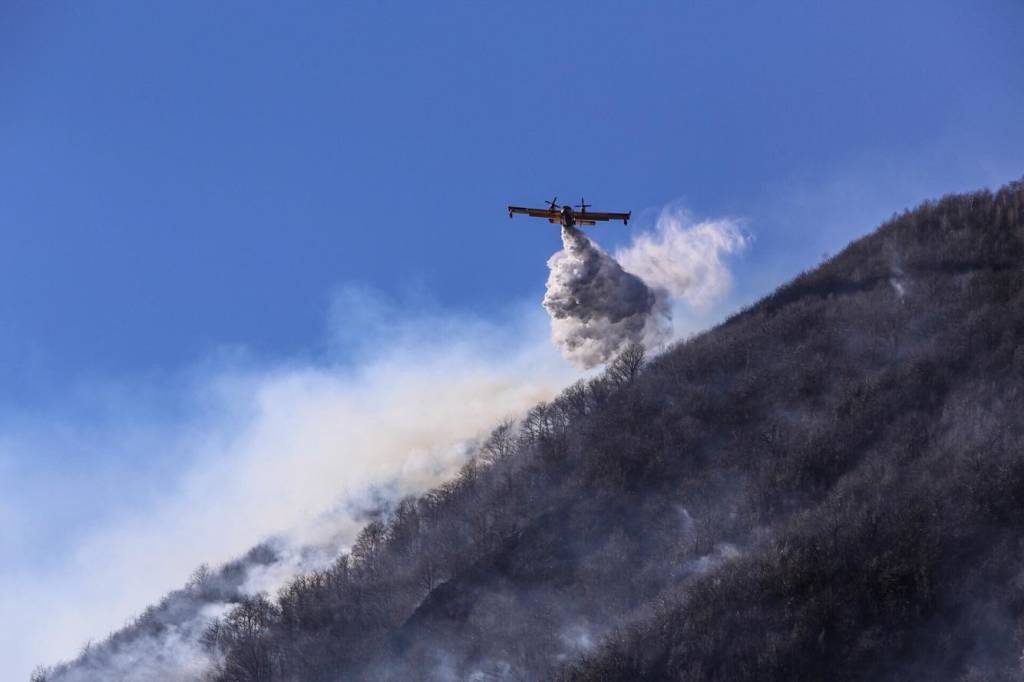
2, 1, 1023, 675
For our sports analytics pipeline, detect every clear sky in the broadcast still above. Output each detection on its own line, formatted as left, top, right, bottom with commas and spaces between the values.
2, 1, 1023, 676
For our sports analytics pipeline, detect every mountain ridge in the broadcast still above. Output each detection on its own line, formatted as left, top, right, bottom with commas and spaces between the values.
39, 179, 1024, 681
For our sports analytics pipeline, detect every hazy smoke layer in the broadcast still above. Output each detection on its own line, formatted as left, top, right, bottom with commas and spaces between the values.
10, 300, 572, 681
47, 604, 228, 682
615, 211, 748, 309
544, 226, 671, 368
19, 211, 748, 679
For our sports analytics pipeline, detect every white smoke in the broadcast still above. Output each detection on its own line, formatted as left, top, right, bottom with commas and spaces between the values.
45, 605, 229, 682
14, 208, 749, 680
543, 210, 748, 368
7, 300, 573, 681
544, 226, 671, 369
689, 542, 741, 575
615, 209, 748, 309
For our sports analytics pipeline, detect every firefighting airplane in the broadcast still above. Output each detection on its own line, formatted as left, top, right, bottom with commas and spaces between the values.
507, 197, 631, 228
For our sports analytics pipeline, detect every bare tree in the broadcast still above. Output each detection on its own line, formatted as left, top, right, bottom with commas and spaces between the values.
606, 342, 646, 387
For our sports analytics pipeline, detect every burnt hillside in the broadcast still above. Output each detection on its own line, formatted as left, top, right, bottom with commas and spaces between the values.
42, 180, 1024, 681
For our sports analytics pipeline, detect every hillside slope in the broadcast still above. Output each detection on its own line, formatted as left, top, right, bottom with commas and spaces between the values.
42, 180, 1024, 681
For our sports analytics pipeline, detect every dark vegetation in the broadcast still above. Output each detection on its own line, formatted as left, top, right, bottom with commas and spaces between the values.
39, 180, 1024, 681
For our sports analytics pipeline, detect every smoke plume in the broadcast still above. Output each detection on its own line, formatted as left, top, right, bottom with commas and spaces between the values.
615, 211, 748, 309
544, 226, 671, 369
543, 211, 747, 368
19, 209, 748, 679
10, 299, 573, 681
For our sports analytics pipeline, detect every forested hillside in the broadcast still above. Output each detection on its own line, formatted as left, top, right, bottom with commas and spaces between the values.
41, 180, 1024, 681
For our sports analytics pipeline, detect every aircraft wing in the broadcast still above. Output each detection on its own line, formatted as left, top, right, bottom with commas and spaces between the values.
508, 206, 559, 220
576, 211, 631, 225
